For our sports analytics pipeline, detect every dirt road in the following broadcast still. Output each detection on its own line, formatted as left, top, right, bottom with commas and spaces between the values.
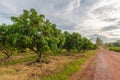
70, 48, 120, 80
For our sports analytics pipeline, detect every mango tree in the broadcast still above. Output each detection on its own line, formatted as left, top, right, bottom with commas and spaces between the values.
0, 24, 16, 59
10, 9, 63, 62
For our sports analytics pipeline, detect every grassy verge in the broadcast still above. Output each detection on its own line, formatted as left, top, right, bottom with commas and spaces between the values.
42, 50, 97, 80
109, 46, 120, 52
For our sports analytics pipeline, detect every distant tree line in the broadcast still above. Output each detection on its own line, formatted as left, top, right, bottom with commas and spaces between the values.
105, 40, 120, 47
0, 9, 97, 62
96, 37, 103, 47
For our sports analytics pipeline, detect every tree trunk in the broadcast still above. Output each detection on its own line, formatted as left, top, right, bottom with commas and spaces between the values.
5, 54, 10, 59
4, 51, 11, 59
36, 52, 43, 63
79, 48, 82, 52
66, 50, 71, 56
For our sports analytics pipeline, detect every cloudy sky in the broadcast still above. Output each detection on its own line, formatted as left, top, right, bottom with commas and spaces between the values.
0, 0, 120, 42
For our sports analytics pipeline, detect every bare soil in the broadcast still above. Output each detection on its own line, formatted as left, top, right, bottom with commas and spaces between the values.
70, 48, 120, 80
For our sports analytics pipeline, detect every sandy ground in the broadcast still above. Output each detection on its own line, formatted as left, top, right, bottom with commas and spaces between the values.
70, 48, 120, 80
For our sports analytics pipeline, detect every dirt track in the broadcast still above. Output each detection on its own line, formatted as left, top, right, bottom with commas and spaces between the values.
70, 48, 120, 80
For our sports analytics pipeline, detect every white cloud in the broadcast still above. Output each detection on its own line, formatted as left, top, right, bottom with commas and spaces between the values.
2, 1, 17, 13
66, 0, 81, 14
77, 0, 120, 42
89, 0, 120, 20
0, 0, 120, 42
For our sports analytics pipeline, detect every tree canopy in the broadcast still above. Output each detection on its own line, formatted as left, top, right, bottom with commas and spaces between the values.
0, 8, 96, 62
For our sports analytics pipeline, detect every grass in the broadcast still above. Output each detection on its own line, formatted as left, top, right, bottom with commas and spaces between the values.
0, 55, 37, 66
0, 51, 67, 66
109, 46, 120, 52
0, 50, 38, 66
0, 50, 97, 80
42, 50, 97, 80
42, 59, 85, 80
